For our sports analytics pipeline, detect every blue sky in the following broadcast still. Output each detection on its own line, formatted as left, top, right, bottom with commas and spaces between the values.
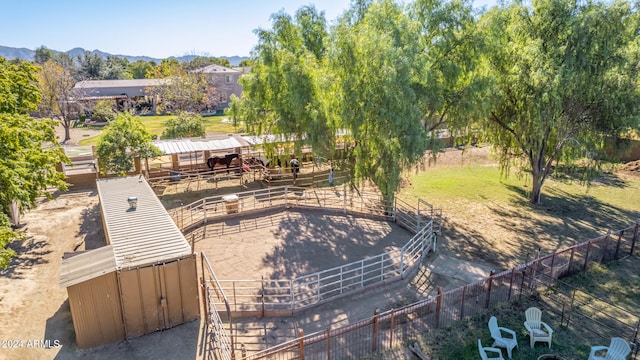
0, 0, 497, 59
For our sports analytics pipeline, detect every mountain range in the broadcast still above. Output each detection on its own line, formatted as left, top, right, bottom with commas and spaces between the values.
0, 45, 248, 66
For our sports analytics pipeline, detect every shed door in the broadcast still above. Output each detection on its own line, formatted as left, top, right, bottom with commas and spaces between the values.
118, 256, 199, 339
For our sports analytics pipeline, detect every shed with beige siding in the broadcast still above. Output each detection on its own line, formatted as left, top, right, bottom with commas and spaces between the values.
60, 176, 199, 349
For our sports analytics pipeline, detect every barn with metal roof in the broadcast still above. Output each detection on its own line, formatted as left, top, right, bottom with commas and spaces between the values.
60, 176, 199, 349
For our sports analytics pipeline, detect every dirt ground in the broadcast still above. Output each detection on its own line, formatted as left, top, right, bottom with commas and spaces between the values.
1, 127, 637, 359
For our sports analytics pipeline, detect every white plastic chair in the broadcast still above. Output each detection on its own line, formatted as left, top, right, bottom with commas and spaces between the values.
524, 307, 553, 348
588, 337, 631, 360
488, 316, 518, 358
478, 339, 505, 360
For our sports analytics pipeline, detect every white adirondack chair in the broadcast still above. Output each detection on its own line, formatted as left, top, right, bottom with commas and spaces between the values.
524, 307, 553, 348
478, 339, 505, 360
588, 337, 631, 360
488, 316, 518, 359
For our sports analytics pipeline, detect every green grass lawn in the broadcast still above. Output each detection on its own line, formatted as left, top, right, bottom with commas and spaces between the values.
393, 152, 640, 359
78, 114, 244, 146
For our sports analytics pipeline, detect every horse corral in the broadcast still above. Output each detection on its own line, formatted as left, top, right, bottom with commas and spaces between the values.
168, 186, 439, 357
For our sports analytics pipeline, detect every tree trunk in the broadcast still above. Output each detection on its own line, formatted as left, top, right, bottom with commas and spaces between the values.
64, 124, 70, 144
530, 176, 543, 204
530, 157, 545, 204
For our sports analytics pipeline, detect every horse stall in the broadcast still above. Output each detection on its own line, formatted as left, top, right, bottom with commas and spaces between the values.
60, 176, 200, 349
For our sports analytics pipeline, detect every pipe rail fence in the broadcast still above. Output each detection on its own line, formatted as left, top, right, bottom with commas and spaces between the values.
201, 252, 235, 360
180, 187, 440, 359
240, 219, 640, 360
168, 186, 442, 236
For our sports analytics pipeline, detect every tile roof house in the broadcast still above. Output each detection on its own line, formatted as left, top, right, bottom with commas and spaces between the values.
192, 64, 244, 109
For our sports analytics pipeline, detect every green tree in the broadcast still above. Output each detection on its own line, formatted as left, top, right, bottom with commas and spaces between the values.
36, 60, 77, 143
147, 70, 215, 114
0, 57, 69, 268
101, 56, 131, 79
238, 59, 254, 67
76, 50, 104, 79
34, 46, 53, 65
230, 6, 334, 157
91, 99, 116, 122
146, 58, 181, 78
411, 0, 488, 149
331, 0, 427, 202
128, 60, 154, 79
481, 0, 640, 204
96, 113, 162, 175
161, 112, 205, 139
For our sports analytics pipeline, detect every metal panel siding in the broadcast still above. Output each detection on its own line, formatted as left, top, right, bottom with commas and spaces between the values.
163, 261, 184, 327
60, 246, 116, 288
178, 255, 200, 322
67, 272, 125, 349
118, 269, 147, 338
96, 176, 192, 269
118, 257, 198, 339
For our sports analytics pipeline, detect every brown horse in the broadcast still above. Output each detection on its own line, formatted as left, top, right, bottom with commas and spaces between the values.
207, 153, 240, 172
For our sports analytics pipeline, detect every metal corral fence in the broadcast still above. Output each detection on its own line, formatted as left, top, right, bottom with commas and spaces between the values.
201, 252, 235, 360
214, 221, 434, 317
187, 186, 440, 360
169, 186, 442, 236
240, 219, 640, 360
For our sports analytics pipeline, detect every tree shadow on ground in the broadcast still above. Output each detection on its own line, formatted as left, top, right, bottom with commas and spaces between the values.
261, 209, 413, 280
436, 182, 638, 272
76, 204, 105, 251
502, 184, 637, 242
0, 235, 51, 279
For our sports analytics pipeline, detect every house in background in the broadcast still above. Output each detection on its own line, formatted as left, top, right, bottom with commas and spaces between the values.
192, 64, 244, 109
72, 64, 245, 116
73, 78, 169, 115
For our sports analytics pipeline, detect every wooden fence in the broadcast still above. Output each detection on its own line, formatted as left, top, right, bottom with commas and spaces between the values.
240, 219, 640, 360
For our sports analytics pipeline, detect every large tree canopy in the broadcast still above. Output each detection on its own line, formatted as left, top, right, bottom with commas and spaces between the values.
481, 0, 640, 204
0, 57, 69, 268
331, 0, 427, 201
36, 60, 76, 143
230, 5, 333, 158
96, 113, 162, 175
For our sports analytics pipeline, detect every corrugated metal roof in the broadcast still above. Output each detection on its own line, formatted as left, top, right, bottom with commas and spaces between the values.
74, 79, 170, 89
96, 176, 192, 269
60, 245, 117, 288
153, 137, 246, 155
192, 64, 241, 75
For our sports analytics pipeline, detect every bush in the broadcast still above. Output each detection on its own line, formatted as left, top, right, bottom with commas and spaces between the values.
161, 112, 205, 139
91, 99, 116, 122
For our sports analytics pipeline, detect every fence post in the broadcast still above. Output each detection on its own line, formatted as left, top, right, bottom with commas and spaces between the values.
285, 186, 290, 208
568, 243, 576, 275
508, 268, 515, 301
400, 248, 405, 279
325, 327, 331, 360
614, 230, 623, 260
290, 280, 295, 311
372, 308, 379, 352
261, 276, 265, 318
435, 287, 443, 329
460, 286, 467, 319
602, 229, 611, 263
390, 309, 395, 349
485, 271, 494, 308
631, 218, 640, 256
583, 240, 592, 271
203, 198, 207, 225
298, 328, 305, 360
